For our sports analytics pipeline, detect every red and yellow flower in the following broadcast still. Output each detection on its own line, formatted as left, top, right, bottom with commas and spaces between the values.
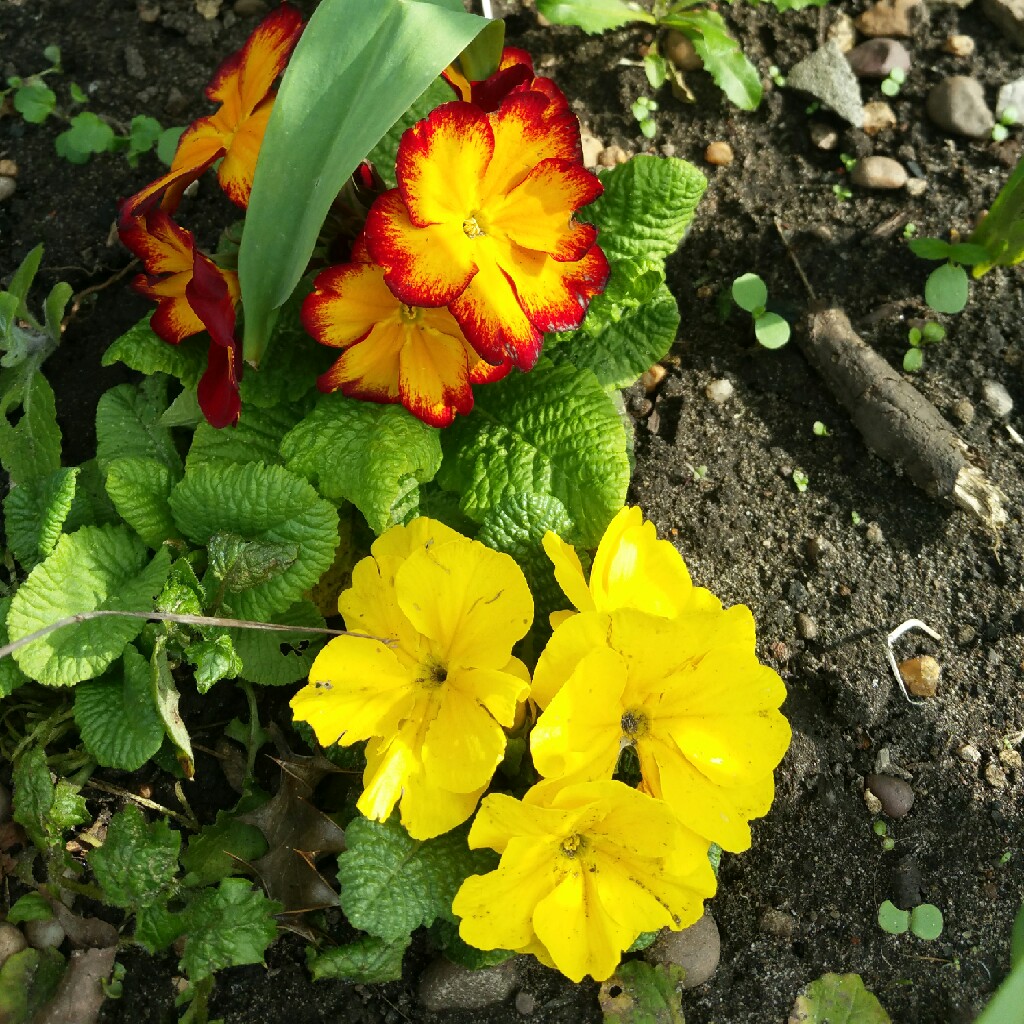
444, 46, 569, 116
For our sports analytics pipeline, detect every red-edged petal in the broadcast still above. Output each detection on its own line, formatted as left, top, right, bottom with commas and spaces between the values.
147, 286, 206, 345
215, 98, 273, 207
318, 322, 404, 403
302, 261, 397, 349
197, 337, 242, 428
185, 250, 239, 353
119, 147, 221, 223
468, 353, 513, 386
470, 62, 532, 113
396, 319, 477, 427
119, 208, 195, 275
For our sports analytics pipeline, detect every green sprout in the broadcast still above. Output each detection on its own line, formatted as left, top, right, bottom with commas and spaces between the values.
731, 273, 790, 349
992, 105, 1019, 143
833, 183, 852, 202
880, 66, 906, 98
851, 510, 862, 525
630, 95, 658, 139
812, 421, 830, 437
903, 320, 946, 373
904, 222, 918, 239
768, 64, 787, 88
878, 900, 944, 939
839, 152, 857, 173
792, 469, 809, 493
908, 236, 992, 315
2, 45, 63, 125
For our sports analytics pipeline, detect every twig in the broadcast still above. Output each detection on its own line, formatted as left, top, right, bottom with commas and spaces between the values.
65, 259, 138, 323
84, 778, 196, 828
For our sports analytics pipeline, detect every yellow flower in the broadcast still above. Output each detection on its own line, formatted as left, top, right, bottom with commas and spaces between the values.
530, 607, 790, 852
452, 779, 716, 983
290, 518, 533, 840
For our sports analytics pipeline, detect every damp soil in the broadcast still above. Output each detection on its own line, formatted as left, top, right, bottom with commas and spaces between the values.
1, 1, 1022, 1022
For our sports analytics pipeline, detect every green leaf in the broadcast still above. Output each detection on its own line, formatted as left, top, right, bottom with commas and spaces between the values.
169, 462, 338, 620
73, 645, 166, 770
0, 597, 28, 699
948, 242, 991, 266
0, 947, 65, 1023
908, 237, 953, 261
754, 311, 791, 349
6, 892, 54, 924
59, 111, 116, 155
152, 638, 195, 778
588, 157, 706, 265
877, 900, 910, 935
208, 532, 299, 593
3, 244, 43, 314
924, 262, 969, 314
732, 273, 768, 313
88, 804, 181, 910
134, 903, 187, 954
790, 972, 892, 1023
430, 919, 515, 969
281, 395, 441, 536
669, 12, 762, 111
902, 347, 924, 373
535, 0, 654, 32
7, 526, 171, 686
599, 960, 686, 1024
156, 126, 185, 166
43, 281, 72, 342
13, 82, 56, 123
185, 634, 243, 693
337, 816, 497, 943
69, 81, 88, 104
0, 369, 62, 485
63, 459, 121, 531
128, 114, 164, 158
12, 746, 88, 852
909, 903, 943, 941
969, 156, 1024, 275
228, 600, 326, 687
308, 935, 411, 984
240, 0, 487, 365
96, 378, 182, 476
102, 316, 206, 387
179, 878, 281, 982
105, 457, 180, 550
437, 361, 630, 548
185, 403, 300, 471
3, 467, 78, 569
181, 811, 269, 888
1011, 902, 1024, 969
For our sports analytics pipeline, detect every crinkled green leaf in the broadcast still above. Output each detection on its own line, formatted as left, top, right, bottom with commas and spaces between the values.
0, 947, 65, 1023
3, 467, 78, 569
0, 368, 62, 485
308, 935, 411, 984
588, 156, 706, 264
282, 394, 441, 536
185, 634, 243, 693
96, 377, 182, 476
73, 645, 166, 771
157, 558, 206, 647
228, 600, 326, 687
208, 533, 299, 594
0, 597, 28, 699
430, 919, 515, 969
7, 526, 171, 686
179, 878, 281, 982
88, 804, 181, 910
536, 0, 654, 32
152, 638, 194, 778
63, 459, 121, 532
102, 316, 205, 387
170, 462, 338, 620
135, 903, 187, 954
790, 973, 892, 1024
6, 892, 54, 925
105, 457, 180, 550
600, 960, 686, 1024
12, 746, 88, 852
337, 816, 497, 943
437, 361, 629, 548
667, 12, 762, 111
769, 0, 830, 10
181, 811, 269, 888
185, 403, 300, 471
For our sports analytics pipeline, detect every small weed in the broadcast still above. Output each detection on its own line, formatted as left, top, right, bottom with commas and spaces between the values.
768, 64, 787, 88
903, 222, 918, 239
903, 320, 946, 373
908, 236, 990, 315
792, 469, 809, 493
833, 183, 852, 202
992, 105, 1019, 143
880, 66, 906, 98
878, 900, 944, 939
812, 421, 830, 437
631, 95, 658, 139
839, 152, 857, 173
731, 272, 791, 349
851, 510, 862, 525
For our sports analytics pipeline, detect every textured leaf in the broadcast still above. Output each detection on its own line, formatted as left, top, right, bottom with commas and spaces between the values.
101, 315, 205, 387
185, 633, 243, 693
587, 156, 706, 265
135, 903, 187, 954
282, 394, 441, 536
96, 378, 182, 476
670, 12, 762, 111
2, 467, 78, 569
105, 457, 180, 550
789, 973, 892, 1024
6, 892, 55, 925
185, 402, 300, 471
88, 804, 181, 910
73, 645, 166, 771
7, 526, 171, 687
229, 600, 326, 687
437, 361, 630, 548
207, 533, 299, 593
599, 960, 686, 1024
152, 639, 195, 778
181, 811, 269, 888
0, 947, 65, 1023
337, 816, 496, 943
0, 596, 28, 699
536, 0, 654, 32
63, 459, 121, 532
0, 369, 62, 486
12, 746, 88, 852
308, 935, 410, 984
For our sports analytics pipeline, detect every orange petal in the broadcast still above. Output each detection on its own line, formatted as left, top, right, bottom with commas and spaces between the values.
216, 99, 274, 207
318, 322, 404, 404
119, 209, 195, 275
302, 262, 397, 349
149, 289, 206, 344
397, 315, 477, 427
507, 242, 609, 334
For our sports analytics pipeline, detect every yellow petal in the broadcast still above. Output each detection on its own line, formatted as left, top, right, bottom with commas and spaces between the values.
468, 791, 572, 854
450, 665, 530, 726
541, 530, 595, 614
358, 734, 416, 824
531, 611, 612, 709
421, 686, 507, 794
399, 772, 485, 841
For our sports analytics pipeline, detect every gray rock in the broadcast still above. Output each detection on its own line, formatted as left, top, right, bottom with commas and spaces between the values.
124, 44, 147, 80
418, 956, 519, 1012
24, 917, 65, 950
851, 155, 907, 189
926, 76, 994, 137
788, 40, 865, 128
996, 79, 1024, 122
760, 908, 797, 939
0, 923, 27, 971
647, 911, 720, 988
980, 379, 1014, 417
981, 0, 1024, 47
515, 991, 537, 1015
0, 176, 15, 204
847, 38, 912, 79
866, 773, 915, 818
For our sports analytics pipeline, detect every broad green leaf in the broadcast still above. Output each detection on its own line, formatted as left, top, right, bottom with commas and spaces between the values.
0, 948, 65, 1023
73, 645, 166, 771
754, 311, 791, 349
152, 638, 195, 778
185, 403, 300, 471
7, 526, 172, 687
169, 462, 338, 620
536, 0, 654, 32
12, 746, 88, 852
135, 903, 187, 954
587, 156, 706, 264
181, 811, 269, 888
909, 903, 944, 940
128, 114, 164, 159
63, 459, 121, 532
59, 111, 116, 154
437, 361, 630, 548
240, 0, 486, 364
88, 804, 181, 910
228, 600, 326, 687
6, 892, 54, 924
430, 920, 515, 970
789, 973, 892, 1024
0, 596, 28, 699
337, 816, 496, 943
969, 156, 1024, 275
185, 634, 243, 693
96, 377, 182, 476
13, 82, 56, 123
3, 467, 78, 569
948, 242, 991, 266
308, 935, 411, 984
599, 960, 686, 1024
208, 533, 299, 593
105, 457, 180, 550
179, 878, 281, 982
282, 395, 441, 536
0, 369, 62, 485
102, 316, 206, 387
1012, 902, 1024, 968
5, 244, 43, 312
924, 262, 969, 314
668, 12, 762, 111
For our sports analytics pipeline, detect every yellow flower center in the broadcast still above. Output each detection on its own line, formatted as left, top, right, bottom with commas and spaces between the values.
399, 303, 422, 324
559, 833, 586, 859
462, 212, 486, 238
620, 708, 649, 741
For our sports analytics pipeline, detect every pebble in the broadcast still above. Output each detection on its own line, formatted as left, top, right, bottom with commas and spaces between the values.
0, 176, 15, 204
0, 923, 27, 971
851, 155, 907, 189
24, 918, 65, 950
847, 38, 912, 79
959, 743, 982, 764
944, 34, 976, 57
905, 178, 928, 196
234, 0, 270, 13
899, 655, 941, 697
926, 77, 995, 138
805, 536, 832, 564
195, 0, 222, 18
862, 101, 898, 136
788, 41, 866, 128
418, 957, 519, 1011
647, 911, 720, 988
705, 378, 734, 404
137, 0, 161, 22
985, 762, 1008, 789
515, 992, 537, 1016
705, 141, 734, 166
580, 130, 604, 168
795, 613, 818, 640
980, 380, 1014, 417
951, 398, 975, 424
855, 0, 923, 37
124, 44, 147, 80
866, 774, 915, 818
981, 0, 1024, 48
760, 909, 797, 939
865, 521, 885, 545
597, 145, 629, 167
0, 159, 16, 178
664, 30, 703, 72
996, 79, 1024, 123
1000, 748, 1023, 770
827, 13, 858, 52
810, 122, 840, 150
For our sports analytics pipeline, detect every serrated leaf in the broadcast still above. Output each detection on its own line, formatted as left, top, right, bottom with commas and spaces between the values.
185, 403, 300, 471
8, 526, 171, 686
88, 804, 181, 910
437, 361, 629, 548
208, 532, 299, 593
6, 892, 55, 924
0, 947, 65, 1023
308, 935, 411, 984
102, 316, 206, 387
96, 378, 182, 477
3, 467, 78, 569
181, 811, 269, 888
228, 600, 326, 687
588, 156, 706, 265
282, 394, 441, 536
0, 369, 62, 486
599, 960, 686, 1024
671, 12, 762, 111
169, 462, 338, 620
13, 82, 57, 123
536, 0, 654, 32
73, 645, 166, 770
185, 634, 243, 693
135, 903, 187, 954
179, 878, 281, 982
63, 459, 121, 532
105, 457, 180, 550
337, 816, 497, 943
789, 972, 892, 1024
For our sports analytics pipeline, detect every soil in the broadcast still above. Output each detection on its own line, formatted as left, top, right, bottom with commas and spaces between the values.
1, 1, 1022, 1023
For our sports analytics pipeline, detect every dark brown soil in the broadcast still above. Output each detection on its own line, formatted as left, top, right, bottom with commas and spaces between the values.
1, 1, 1022, 1023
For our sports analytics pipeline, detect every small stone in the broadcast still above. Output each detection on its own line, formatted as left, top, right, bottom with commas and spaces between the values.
195, 0, 222, 18
165, 86, 189, 119
827, 13, 858, 52
944, 34, 975, 57
865, 521, 885, 545
851, 155, 907, 189
905, 178, 927, 197
795, 613, 818, 640
597, 145, 629, 167
866, 774, 915, 818
996, 79, 1024, 123
124, 44, 147, 80
959, 743, 982, 764
0, 923, 27, 972
847, 38, 912, 79
137, 0, 161, 22
899, 655, 941, 697
642, 364, 667, 393
985, 762, 1008, 789
999, 748, 1023, 771
952, 398, 975, 424
980, 380, 1014, 418
234, 0, 269, 13
418, 957, 519, 1012
0, 159, 17, 177
705, 141, 734, 166
0, 176, 15, 204
515, 992, 537, 1016
855, 0, 923, 38
24, 918, 65, 950
864, 788, 883, 815
580, 130, 604, 168
809, 122, 840, 150
760, 909, 796, 939
980, 0, 1024, 49
646, 911, 720, 988
862, 101, 898, 136
705, 378, 734, 404
805, 536, 832, 564
926, 77, 995, 138
664, 30, 703, 71
788, 40, 865, 128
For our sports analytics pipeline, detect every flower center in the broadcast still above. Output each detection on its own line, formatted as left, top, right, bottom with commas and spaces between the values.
399, 303, 422, 324
462, 212, 486, 239
417, 658, 448, 689
620, 708, 649, 741
560, 833, 586, 859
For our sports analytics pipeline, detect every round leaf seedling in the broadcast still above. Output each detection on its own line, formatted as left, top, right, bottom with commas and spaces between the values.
878, 900, 910, 935
909, 904, 943, 940
755, 311, 790, 349
924, 263, 969, 314
732, 273, 768, 314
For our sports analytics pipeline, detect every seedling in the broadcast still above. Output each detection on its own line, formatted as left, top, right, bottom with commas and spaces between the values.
904, 222, 918, 239
792, 469, 809, 493
731, 272, 791, 349
630, 95, 659, 139
903, 320, 946, 373
880, 66, 906, 98
2, 45, 63, 124
833, 183, 852, 202
768, 64, 787, 88
873, 819, 895, 851
839, 153, 857, 173
812, 421, 830, 437
851, 510, 862, 525
908, 236, 991, 314
878, 900, 944, 939
992, 105, 1019, 143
